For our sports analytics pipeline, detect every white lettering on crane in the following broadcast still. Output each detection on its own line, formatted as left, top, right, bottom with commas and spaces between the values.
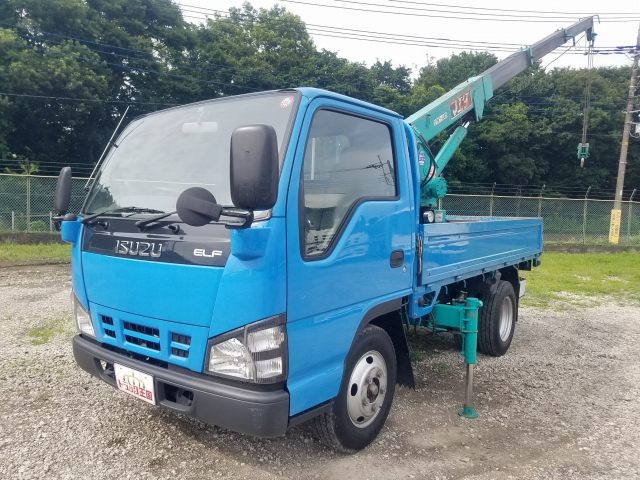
433, 112, 448, 126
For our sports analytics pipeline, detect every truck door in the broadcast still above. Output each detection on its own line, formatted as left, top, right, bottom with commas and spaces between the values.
285, 99, 415, 415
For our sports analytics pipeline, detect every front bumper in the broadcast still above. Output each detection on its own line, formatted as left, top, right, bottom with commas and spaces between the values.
72, 335, 290, 438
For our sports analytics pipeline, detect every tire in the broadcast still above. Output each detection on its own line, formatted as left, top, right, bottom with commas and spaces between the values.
312, 325, 397, 452
477, 280, 517, 357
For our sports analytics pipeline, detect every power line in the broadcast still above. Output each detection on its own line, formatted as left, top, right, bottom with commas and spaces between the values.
382, 0, 627, 16
179, 6, 631, 48
0, 39, 262, 92
301, 22, 630, 50
0, 20, 378, 91
301, 28, 631, 54
544, 34, 586, 69
278, 0, 640, 22
180, 10, 631, 55
0, 15, 631, 106
0, 92, 179, 106
325, 0, 630, 20
12, 32, 289, 88
3, 13, 624, 107
182, 12, 632, 55
183, 9, 516, 47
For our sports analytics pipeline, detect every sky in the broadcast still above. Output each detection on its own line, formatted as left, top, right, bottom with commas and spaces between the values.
179, 0, 639, 77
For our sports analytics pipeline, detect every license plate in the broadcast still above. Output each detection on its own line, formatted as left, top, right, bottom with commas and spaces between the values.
114, 364, 156, 405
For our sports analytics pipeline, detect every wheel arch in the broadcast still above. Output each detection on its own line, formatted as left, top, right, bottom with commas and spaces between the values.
443, 267, 521, 322
351, 297, 415, 389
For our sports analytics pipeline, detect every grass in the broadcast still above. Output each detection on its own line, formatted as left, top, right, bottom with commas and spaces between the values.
410, 351, 423, 363
0, 242, 71, 264
434, 361, 451, 375
28, 318, 70, 345
521, 252, 640, 307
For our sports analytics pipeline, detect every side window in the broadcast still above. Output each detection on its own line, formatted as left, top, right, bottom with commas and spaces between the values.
301, 109, 397, 257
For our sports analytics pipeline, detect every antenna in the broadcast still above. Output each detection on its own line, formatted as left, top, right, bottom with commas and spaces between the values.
84, 106, 130, 190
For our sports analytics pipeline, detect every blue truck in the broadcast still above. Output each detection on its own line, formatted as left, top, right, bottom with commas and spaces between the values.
53, 17, 594, 452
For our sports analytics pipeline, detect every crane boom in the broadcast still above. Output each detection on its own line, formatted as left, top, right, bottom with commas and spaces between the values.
407, 17, 596, 208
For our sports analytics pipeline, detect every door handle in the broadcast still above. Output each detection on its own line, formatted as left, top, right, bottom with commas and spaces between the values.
390, 250, 404, 268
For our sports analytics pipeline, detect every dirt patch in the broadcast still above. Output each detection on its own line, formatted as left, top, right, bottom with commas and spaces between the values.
0, 265, 639, 479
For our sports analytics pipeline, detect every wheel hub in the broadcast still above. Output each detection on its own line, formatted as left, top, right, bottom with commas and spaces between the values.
499, 295, 514, 342
347, 351, 387, 428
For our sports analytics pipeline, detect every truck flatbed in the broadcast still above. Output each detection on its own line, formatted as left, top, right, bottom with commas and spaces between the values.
420, 216, 542, 289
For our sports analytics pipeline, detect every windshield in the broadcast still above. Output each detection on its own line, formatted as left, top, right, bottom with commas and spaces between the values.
84, 91, 299, 216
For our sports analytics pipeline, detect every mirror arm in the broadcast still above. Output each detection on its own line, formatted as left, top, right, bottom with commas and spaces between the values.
223, 209, 254, 230
52, 213, 78, 231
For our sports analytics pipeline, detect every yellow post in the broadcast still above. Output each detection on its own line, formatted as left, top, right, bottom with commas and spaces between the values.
609, 209, 622, 244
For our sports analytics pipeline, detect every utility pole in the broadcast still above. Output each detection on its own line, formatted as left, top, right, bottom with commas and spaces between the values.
609, 23, 640, 244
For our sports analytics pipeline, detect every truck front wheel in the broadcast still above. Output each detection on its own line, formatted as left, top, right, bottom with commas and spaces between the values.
477, 280, 517, 357
312, 325, 397, 452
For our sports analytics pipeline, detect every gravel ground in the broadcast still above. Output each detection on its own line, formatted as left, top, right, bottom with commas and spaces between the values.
1, 265, 640, 479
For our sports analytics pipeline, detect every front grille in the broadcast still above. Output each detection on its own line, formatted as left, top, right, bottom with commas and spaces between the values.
96, 309, 200, 368
171, 347, 189, 358
170, 333, 191, 359
123, 321, 159, 338
125, 335, 160, 351
172, 333, 191, 345
101, 315, 116, 339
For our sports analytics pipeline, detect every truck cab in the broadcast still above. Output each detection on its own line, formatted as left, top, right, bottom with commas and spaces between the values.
65, 88, 428, 449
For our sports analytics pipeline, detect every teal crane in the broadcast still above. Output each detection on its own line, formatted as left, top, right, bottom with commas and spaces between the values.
406, 17, 597, 213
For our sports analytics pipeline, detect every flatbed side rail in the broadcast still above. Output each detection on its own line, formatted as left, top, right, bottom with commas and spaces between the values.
419, 216, 542, 288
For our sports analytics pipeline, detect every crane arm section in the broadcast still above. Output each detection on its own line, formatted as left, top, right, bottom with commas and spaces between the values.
407, 17, 595, 208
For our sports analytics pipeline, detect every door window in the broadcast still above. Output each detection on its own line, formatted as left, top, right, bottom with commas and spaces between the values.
301, 109, 396, 257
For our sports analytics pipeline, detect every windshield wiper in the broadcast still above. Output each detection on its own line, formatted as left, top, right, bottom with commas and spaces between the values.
135, 210, 177, 228
81, 207, 165, 224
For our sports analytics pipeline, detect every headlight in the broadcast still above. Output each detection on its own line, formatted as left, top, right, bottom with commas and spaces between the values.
205, 315, 287, 384
73, 293, 95, 338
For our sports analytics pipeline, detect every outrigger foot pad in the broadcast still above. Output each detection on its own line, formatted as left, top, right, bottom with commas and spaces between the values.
458, 406, 479, 419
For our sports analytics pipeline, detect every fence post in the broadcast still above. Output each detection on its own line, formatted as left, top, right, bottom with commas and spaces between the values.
11, 211, 15, 231
538, 184, 545, 217
26, 173, 31, 232
628, 189, 637, 246
49, 211, 53, 232
489, 182, 496, 216
583, 186, 591, 245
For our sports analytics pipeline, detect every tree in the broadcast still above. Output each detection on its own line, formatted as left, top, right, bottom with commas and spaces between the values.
0, 0, 636, 195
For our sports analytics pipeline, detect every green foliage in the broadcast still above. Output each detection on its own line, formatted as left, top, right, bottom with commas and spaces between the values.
0, 0, 637, 192
416, 51, 498, 91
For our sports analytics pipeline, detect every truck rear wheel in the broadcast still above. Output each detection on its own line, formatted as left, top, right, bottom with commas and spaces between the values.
477, 280, 516, 357
312, 325, 397, 452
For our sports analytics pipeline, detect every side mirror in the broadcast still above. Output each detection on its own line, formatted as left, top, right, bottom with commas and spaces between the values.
54, 167, 72, 215
230, 124, 279, 211
176, 187, 223, 227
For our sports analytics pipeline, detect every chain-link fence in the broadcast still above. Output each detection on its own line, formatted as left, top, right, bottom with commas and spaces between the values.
1, 173, 639, 245
0, 174, 87, 232
443, 195, 640, 245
